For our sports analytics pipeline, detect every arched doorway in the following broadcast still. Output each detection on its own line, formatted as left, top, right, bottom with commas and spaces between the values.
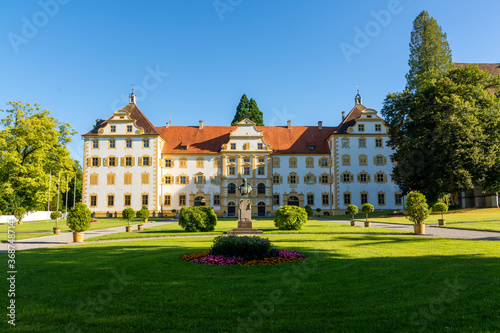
194, 196, 206, 206
227, 202, 236, 216
288, 196, 299, 207
257, 202, 266, 217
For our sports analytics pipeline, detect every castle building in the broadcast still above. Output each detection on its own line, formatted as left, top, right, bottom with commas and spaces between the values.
82, 92, 403, 217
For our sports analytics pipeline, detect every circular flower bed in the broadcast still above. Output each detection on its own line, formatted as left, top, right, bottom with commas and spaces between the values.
181, 236, 306, 266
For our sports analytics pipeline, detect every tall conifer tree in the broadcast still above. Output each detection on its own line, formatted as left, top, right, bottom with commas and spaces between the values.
231, 94, 264, 126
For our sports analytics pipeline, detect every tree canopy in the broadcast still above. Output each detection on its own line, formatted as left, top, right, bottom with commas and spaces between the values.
405, 10, 453, 92
0, 101, 77, 213
231, 94, 264, 126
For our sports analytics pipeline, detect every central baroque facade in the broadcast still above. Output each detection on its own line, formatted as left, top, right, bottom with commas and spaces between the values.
82, 93, 403, 217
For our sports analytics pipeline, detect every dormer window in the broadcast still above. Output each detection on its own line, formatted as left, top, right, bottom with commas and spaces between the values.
126, 125, 133, 132
230, 143, 236, 150
358, 124, 364, 132
308, 145, 315, 151
366, 115, 372, 118
110, 125, 116, 133
375, 124, 382, 132
120, 116, 124, 119
258, 143, 264, 150
181, 145, 187, 151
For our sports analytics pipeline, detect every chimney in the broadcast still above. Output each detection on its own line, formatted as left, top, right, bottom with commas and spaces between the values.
287, 120, 291, 130
318, 121, 323, 129
342, 111, 345, 121
165, 122, 170, 128
199, 120, 204, 129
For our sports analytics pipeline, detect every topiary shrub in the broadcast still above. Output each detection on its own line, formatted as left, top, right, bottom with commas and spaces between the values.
14, 207, 26, 223
210, 235, 273, 260
67, 203, 92, 232
274, 205, 307, 230
405, 191, 430, 225
50, 211, 63, 229
122, 208, 135, 226
361, 203, 374, 223
304, 205, 314, 219
178, 206, 217, 232
346, 204, 358, 222
137, 205, 150, 222
432, 202, 448, 220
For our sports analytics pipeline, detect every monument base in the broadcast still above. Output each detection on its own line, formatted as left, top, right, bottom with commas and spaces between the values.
226, 199, 263, 235
226, 227, 263, 236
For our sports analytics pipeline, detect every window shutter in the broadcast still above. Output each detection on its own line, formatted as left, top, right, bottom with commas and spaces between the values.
97, 158, 101, 167
131, 157, 135, 166
104, 157, 108, 166
327, 158, 332, 167
367, 174, 371, 182
279, 176, 283, 184
383, 156, 387, 165
138, 157, 143, 166
303, 175, 307, 183
86, 158, 90, 167
176, 176, 179, 184
328, 175, 333, 184
357, 174, 360, 182
373, 156, 377, 165
384, 174, 388, 183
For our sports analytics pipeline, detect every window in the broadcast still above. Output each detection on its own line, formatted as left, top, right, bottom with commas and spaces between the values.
361, 193, 368, 205
164, 195, 171, 206
376, 173, 386, 183
308, 145, 315, 151
243, 166, 250, 175
213, 195, 220, 206
229, 157, 236, 163
359, 138, 366, 148
395, 193, 403, 205
165, 159, 172, 168
344, 193, 351, 205
229, 166, 236, 175
230, 143, 236, 150
180, 176, 187, 184
107, 195, 114, 207
196, 158, 204, 168
306, 157, 314, 168
322, 194, 329, 205
306, 175, 314, 184
228, 183, 236, 194
179, 195, 186, 206
378, 193, 386, 205
358, 124, 364, 132
164, 176, 172, 184
375, 138, 383, 148
124, 173, 132, 185
142, 194, 149, 206
257, 166, 265, 175
127, 125, 132, 133
289, 157, 297, 168
126, 139, 132, 148
92, 157, 99, 166
92, 140, 99, 149
213, 158, 221, 168
273, 194, 280, 205
124, 195, 131, 206
321, 175, 329, 184
342, 155, 350, 166
272, 157, 280, 168
258, 157, 265, 163
376, 156, 384, 165
213, 176, 221, 184
273, 175, 280, 184
110, 125, 116, 133
107, 173, 115, 185
196, 175, 204, 184
375, 124, 382, 132
359, 155, 368, 166
181, 145, 187, 150
342, 138, 349, 148
342, 172, 351, 183
243, 157, 250, 163
141, 173, 149, 185
321, 158, 328, 167
142, 157, 150, 166
289, 175, 297, 184
109, 139, 115, 148
307, 194, 314, 205
143, 139, 150, 148
358, 173, 369, 183
257, 183, 266, 194
108, 157, 116, 167
125, 157, 132, 166
258, 143, 264, 150
90, 195, 97, 207
179, 158, 187, 168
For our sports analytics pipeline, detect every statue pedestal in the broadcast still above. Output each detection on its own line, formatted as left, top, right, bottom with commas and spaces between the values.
226, 199, 263, 236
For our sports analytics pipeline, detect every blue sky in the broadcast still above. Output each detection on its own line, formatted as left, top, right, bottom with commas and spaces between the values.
1, 0, 499, 161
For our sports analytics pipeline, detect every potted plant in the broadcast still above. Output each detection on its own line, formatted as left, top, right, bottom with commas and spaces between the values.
405, 191, 431, 234
346, 204, 358, 226
138, 205, 150, 223
316, 208, 321, 216
50, 211, 63, 234
304, 205, 314, 220
361, 203, 374, 227
433, 202, 448, 226
122, 208, 135, 232
14, 207, 26, 225
67, 203, 92, 242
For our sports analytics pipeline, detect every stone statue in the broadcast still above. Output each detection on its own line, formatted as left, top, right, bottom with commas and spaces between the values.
238, 179, 252, 198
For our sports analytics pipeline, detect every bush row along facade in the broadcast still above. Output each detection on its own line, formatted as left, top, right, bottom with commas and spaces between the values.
82, 93, 403, 217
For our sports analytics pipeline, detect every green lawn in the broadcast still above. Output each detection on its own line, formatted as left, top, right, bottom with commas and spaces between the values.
8, 235, 500, 332
0, 218, 172, 242
444, 222, 500, 232
87, 218, 410, 242
330, 208, 500, 226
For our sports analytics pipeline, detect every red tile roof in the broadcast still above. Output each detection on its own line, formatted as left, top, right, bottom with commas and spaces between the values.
334, 104, 366, 134
156, 125, 337, 155
83, 103, 162, 137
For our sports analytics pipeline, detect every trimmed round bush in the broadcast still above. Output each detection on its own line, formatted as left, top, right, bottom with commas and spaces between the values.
346, 204, 358, 221
50, 211, 62, 221
67, 203, 92, 232
210, 235, 273, 260
432, 202, 448, 220
274, 205, 307, 230
405, 191, 430, 225
122, 208, 135, 225
304, 205, 314, 219
14, 207, 26, 222
178, 206, 217, 232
